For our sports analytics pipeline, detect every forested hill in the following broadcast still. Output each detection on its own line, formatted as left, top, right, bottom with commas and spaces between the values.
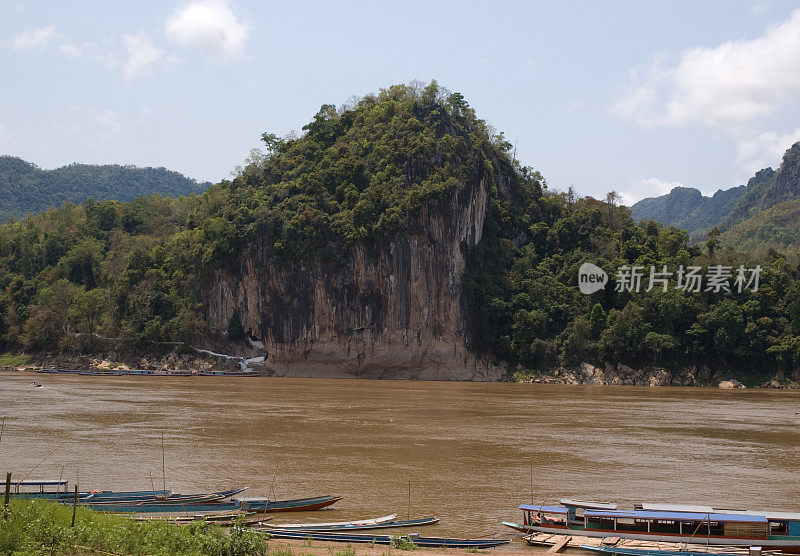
0, 156, 210, 221
1, 82, 799, 384
630, 185, 746, 238
631, 141, 800, 249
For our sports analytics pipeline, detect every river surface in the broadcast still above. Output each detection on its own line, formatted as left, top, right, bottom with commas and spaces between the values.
2, 372, 800, 543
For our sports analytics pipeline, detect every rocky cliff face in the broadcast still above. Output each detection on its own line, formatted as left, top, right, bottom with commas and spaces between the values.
204, 174, 502, 380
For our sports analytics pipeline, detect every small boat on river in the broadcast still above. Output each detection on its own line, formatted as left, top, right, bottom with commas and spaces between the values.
258, 514, 440, 532
8, 481, 340, 515
580, 545, 743, 556
257, 530, 511, 549
506, 499, 800, 552
85, 494, 342, 514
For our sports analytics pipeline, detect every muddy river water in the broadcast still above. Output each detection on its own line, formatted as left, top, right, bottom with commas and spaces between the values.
2, 372, 799, 542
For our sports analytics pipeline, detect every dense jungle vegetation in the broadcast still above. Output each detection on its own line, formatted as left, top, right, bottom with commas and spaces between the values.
1, 82, 799, 381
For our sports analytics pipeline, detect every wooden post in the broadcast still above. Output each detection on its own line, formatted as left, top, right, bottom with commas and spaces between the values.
3, 472, 11, 520
71, 485, 77, 527
407, 480, 411, 522
161, 432, 166, 492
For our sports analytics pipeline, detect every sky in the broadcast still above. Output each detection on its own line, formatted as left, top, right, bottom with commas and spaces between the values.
2, 1, 800, 205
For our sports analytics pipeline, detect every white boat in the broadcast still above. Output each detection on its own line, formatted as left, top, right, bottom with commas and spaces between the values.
261, 513, 398, 529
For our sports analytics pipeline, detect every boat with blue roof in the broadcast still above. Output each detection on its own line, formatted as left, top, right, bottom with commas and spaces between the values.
504, 499, 800, 551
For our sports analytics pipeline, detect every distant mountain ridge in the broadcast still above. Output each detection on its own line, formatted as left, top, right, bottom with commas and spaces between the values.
630, 185, 746, 237
0, 156, 211, 221
631, 141, 800, 249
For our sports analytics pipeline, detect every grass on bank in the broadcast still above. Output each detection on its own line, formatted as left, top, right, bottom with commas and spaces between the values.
0, 498, 267, 555
0, 353, 30, 367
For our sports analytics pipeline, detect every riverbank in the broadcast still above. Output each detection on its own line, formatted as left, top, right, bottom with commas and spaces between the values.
3, 360, 797, 388
0, 498, 265, 555
513, 362, 798, 389
0, 499, 528, 555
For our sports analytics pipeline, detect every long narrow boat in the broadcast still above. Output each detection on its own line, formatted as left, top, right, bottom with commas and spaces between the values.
508, 499, 800, 552
262, 514, 398, 529
258, 516, 440, 532
82, 487, 248, 506
580, 545, 743, 556
134, 513, 274, 527
84, 495, 342, 514
258, 530, 511, 549
22, 487, 248, 506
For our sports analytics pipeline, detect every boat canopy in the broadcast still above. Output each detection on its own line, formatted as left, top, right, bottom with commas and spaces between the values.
585, 509, 767, 523
722, 510, 800, 521
561, 499, 618, 510
639, 503, 714, 513
520, 505, 569, 514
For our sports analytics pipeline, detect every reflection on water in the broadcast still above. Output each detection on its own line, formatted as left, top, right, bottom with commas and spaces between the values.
2, 372, 800, 538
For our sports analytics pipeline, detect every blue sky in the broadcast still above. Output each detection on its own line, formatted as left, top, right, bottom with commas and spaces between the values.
2, 1, 800, 204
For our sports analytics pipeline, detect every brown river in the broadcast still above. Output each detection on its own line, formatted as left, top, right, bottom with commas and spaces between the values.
2, 371, 800, 545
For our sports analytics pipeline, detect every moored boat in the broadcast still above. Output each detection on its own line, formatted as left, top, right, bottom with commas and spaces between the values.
257, 529, 511, 549
82, 494, 341, 514
258, 515, 440, 532
580, 545, 743, 556
508, 499, 800, 551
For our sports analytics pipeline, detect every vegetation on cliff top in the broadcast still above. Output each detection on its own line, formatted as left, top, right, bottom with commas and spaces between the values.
0, 82, 528, 351
1, 81, 799, 381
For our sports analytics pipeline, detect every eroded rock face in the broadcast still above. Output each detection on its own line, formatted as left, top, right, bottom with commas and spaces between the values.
204, 176, 501, 380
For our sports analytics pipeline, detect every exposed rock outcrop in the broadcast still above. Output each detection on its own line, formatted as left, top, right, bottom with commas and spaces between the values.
204, 175, 502, 380
519, 362, 724, 387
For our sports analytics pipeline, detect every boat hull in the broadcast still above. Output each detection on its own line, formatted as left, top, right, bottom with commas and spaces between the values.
524, 525, 800, 550
82, 495, 341, 514
260, 530, 511, 549
260, 517, 439, 532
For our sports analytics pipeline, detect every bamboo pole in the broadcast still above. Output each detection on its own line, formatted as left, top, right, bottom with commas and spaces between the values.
3, 472, 10, 520
14, 438, 68, 488
71, 485, 77, 527
161, 432, 166, 492
407, 480, 411, 521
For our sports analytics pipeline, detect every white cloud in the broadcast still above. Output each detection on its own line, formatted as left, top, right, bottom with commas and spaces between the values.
95, 109, 122, 140
122, 33, 162, 80
614, 10, 800, 131
166, 0, 248, 59
9, 24, 56, 51
0, 122, 12, 149
58, 42, 90, 57
737, 128, 800, 175
614, 10, 800, 180
620, 178, 688, 206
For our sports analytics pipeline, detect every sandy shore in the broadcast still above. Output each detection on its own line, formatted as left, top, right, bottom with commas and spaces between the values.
262, 537, 545, 556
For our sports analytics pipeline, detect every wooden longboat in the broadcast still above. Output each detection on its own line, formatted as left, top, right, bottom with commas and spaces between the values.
261, 495, 343, 512
262, 514, 398, 529
257, 530, 511, 549
258, 516, 440, 532
82, 487, 248, 506
510, 500, 800, 552
580, 545, 743, 556
88, 494, 341, 514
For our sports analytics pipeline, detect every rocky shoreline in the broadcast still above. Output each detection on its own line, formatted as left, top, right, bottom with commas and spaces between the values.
2, 352, 797, 388
515, 362, 796, 389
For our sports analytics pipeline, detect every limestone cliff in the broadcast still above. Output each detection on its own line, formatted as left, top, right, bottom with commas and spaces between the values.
204, 173, 501, 380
